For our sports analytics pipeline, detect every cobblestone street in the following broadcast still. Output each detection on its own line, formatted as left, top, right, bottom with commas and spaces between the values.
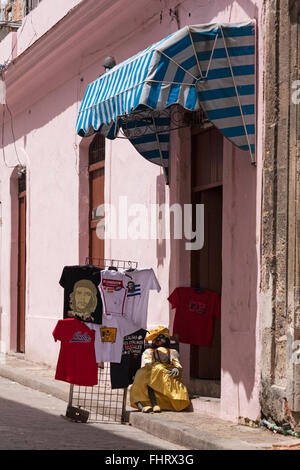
0, 376, 187, 451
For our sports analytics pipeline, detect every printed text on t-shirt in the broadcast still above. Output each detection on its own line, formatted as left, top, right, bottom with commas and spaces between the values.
69, 331, 92, 343
189, 301, 208, 315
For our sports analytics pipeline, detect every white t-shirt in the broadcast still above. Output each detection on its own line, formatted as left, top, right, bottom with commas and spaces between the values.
122, 268, 161, 329
99, 270, 127, 316
87, 316, 139, 363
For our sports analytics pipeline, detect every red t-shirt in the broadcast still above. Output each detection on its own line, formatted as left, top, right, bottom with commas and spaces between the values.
53, 318, 98, 386
168, 287, 221, 347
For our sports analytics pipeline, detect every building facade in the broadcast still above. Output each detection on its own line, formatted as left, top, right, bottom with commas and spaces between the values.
0, 0, 298, 428
261, 0, 300, 429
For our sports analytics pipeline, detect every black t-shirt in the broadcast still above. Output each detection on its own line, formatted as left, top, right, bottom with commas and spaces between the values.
59, 265, 103, 325
110, 329, 147, 389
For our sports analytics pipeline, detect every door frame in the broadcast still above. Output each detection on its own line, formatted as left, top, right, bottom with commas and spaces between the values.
16, 170, 27, 353
88, 134, 105, 261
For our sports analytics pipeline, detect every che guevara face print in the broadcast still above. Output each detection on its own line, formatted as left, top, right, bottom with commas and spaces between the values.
68, 279, 98, 321
126, 280, 136, 293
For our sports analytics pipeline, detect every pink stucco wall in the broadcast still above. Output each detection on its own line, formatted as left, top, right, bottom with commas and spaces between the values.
0, 0, 264, 422
16, 0, 83, 56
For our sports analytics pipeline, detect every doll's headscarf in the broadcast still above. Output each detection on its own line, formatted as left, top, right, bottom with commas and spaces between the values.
146, 326, 170, 342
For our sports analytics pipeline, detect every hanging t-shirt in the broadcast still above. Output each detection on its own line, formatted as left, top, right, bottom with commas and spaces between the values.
99, 270, 127, 316
110, 328, 147, 389
168, 287, 221, 347
52, 318, 98, 386
59, 265, 103, 324
86, 316, 139, 364
122, 268, 161, 328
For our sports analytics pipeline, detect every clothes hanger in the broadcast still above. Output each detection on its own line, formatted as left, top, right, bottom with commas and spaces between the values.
124, 261, 135, 272
108, 261, 118, 271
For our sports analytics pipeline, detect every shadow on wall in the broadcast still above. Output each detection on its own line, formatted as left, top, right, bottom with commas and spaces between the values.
221, 142, 259, 412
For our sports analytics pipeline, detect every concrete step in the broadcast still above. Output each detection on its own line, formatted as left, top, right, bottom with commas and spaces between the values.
190, 396, 221, 417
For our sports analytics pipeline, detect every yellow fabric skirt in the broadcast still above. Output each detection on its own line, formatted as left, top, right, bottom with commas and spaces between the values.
130, 362, 190, 411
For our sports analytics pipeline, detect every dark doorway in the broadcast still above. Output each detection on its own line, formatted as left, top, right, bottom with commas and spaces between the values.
190, 125, 223, 395
17, 171, 26, 352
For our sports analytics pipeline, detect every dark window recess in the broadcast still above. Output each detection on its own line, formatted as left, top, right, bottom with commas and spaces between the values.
18, 171, 26, 194
24, 0, 42, 16
89, 133, 105, 165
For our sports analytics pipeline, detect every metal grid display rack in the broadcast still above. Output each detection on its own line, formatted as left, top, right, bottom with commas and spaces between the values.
64, 257, 138, 424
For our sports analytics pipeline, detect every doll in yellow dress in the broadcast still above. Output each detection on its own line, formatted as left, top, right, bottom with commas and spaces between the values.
130, 326, 190, 413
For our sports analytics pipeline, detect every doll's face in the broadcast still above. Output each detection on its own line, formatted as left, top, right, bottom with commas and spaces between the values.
152, 334, 167, 347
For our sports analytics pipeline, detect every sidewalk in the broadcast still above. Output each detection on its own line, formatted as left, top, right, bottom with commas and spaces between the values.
1, 352, 300, 450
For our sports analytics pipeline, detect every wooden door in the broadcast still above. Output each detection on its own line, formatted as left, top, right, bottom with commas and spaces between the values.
190, 126, 223, 381
17, 173, 26, 353
89, 134, 105, 260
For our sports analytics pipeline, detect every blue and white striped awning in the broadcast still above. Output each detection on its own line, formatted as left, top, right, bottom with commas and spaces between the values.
76, 21, 256, 181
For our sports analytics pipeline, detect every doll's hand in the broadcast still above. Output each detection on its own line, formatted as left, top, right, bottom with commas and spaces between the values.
169, 368, 179, 377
